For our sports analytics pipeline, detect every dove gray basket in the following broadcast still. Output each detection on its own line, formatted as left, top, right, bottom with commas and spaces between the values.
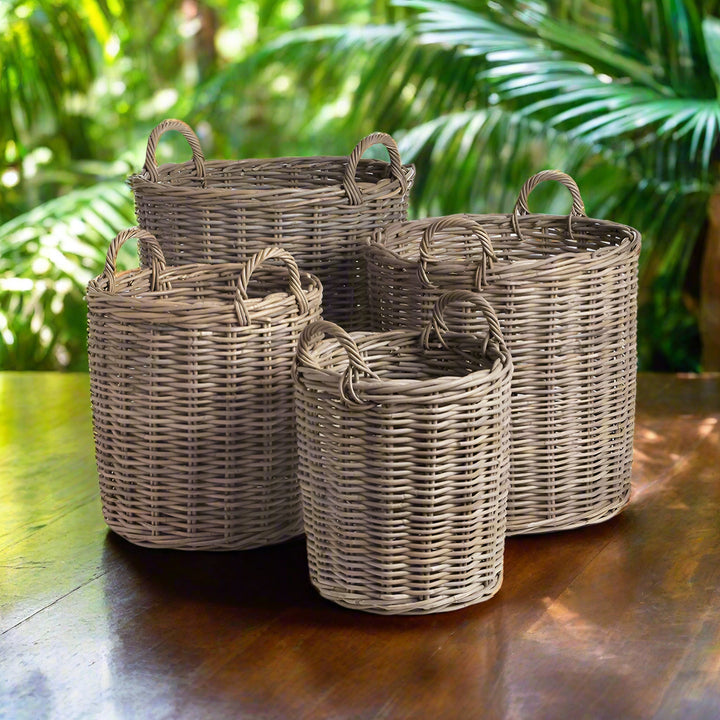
87, 228, 322, 550
293, 291, 513, 614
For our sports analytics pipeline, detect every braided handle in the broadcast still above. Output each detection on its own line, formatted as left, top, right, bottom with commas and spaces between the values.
234, 246, 310, 325
101, 227, 167, 293
512, 170, 586, 239
514, 170, 586, 216
418, 215, 497, 289
143, 118, 207, 186
343, 132, 408, 205
295, 320, 379, 406
420, 290, 507, 355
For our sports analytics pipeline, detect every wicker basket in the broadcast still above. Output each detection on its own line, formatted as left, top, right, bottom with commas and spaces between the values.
366, 170, 641, 535
129, 118, 415, 331
87, 228, 322, 550
293, 291, 513, 614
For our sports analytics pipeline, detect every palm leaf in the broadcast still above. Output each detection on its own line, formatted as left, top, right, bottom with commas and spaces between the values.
0, 180, 135, 370
0, 0, 117, 148
702, 16, 720, 92
399, 1, 720, 181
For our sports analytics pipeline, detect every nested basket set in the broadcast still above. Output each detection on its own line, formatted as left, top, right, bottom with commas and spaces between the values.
87, 118, 641, 615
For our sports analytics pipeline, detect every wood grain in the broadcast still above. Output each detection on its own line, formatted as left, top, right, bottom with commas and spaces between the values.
1, 372, 718, 719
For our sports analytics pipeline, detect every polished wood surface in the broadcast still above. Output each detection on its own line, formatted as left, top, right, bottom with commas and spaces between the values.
1, 372, 719, 720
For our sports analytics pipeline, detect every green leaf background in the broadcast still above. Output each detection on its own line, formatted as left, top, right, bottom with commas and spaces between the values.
2, 0, 718, 371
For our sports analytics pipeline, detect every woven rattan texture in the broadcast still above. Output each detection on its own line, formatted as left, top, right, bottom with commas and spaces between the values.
366, 172, 640, 535
87, 229, 322, 550
129, 119, 415, 331
293, 292, 513, 614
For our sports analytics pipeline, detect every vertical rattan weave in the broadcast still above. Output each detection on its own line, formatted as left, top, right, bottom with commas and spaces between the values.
129, 119, 415, 331
293, 291, 513, 614
87, 228, 322, 550
366, 171, 640, 534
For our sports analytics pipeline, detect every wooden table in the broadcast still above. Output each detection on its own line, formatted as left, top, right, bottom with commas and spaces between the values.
1, 372, 719, 720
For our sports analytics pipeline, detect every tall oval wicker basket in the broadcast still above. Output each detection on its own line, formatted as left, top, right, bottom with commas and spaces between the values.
129, 119, 415, 330
87, 228, 322, 550
366, 171, 641, 535
293, 291, 513, 614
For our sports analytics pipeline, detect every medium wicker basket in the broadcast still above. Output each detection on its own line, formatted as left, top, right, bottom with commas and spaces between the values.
293, 291, 513, 614
129, 119, 415, 331
366, 170, 641, 535
87, 228, 322, 550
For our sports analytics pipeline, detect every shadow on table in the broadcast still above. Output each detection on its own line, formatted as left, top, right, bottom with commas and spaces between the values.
102, 529, 318, 611
99, 530, 511, 719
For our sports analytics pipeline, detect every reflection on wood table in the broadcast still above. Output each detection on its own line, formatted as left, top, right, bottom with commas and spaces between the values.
1, 372, 719, 720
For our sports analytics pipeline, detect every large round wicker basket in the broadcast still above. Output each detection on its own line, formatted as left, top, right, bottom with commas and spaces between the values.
293, 291, 513, 614
129, 119, 415, 331
87, 228, 322, 550
366, 171, 641, 535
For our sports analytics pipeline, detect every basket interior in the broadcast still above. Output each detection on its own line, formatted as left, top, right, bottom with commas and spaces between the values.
311, 331, 505, 384
110, 265, 318, 308
150, 157, 409, 191
383, 215, 637, 265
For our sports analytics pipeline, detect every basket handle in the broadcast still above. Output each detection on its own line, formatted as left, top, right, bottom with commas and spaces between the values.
418, 215, 497, 289
101, 227, 168, 293
343, 132, 408, 206
511, 170, 586, 239
296, 320, 380, 406
234, 246, 310, 325
143, 118, 207, 186
420, 289, 507, 356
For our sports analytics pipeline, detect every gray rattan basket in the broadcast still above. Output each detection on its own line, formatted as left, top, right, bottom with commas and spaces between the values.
293, 291, 513, 614
87, 228, 322, 550
129, 119, 415, 331
366, 170, 641, 535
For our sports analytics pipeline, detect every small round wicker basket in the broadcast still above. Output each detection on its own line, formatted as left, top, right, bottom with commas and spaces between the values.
293, 291, 513, 614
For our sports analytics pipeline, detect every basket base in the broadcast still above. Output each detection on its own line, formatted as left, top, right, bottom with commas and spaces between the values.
310, 570, 504, 616
104, 523, 304, 552
505, 488, 631, 536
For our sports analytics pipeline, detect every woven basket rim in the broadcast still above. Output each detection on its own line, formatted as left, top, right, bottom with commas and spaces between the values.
87, 263, 322, 322
370, 213, 641, 275
129, 157, 416, 199
297, 329, 512, 398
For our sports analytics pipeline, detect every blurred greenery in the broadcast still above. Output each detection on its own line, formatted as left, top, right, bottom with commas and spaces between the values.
1, 0, 718, 370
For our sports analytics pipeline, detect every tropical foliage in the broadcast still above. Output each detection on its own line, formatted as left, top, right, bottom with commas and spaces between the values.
231, 0, 720, 370
2, 0, 718, 370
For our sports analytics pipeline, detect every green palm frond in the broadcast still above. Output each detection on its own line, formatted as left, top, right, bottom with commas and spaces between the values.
0, 181, 134, 280
396, 109, 592, 214
0, 180, 135, 370
398, 0, 720, 183
702, 15, 720, 91
0, 0, 118, 149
